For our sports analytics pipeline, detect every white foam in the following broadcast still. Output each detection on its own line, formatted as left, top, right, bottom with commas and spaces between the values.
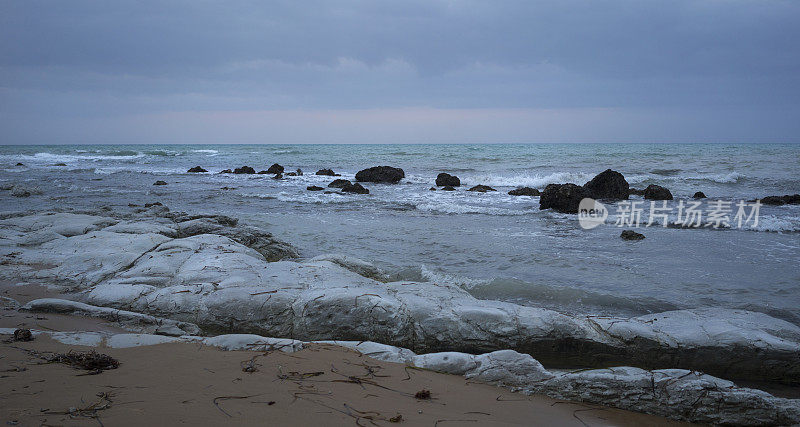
463, 171, 594, 188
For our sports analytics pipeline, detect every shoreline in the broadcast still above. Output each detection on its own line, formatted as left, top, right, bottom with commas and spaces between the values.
0, 331, 682, 426
1, 207, 800, 424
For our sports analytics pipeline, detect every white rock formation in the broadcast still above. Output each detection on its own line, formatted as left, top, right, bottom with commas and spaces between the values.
1, 211, 798, 387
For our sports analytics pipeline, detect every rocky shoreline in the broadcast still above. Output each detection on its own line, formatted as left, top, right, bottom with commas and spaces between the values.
1, 205, 799, 424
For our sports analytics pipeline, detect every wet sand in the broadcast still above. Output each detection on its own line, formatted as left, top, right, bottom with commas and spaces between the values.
0, 333, 687, 426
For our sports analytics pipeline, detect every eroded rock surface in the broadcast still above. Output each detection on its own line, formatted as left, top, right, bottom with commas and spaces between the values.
1, 211, 798, 387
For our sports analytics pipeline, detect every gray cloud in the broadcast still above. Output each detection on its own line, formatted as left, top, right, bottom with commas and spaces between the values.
1, 0, 799, 143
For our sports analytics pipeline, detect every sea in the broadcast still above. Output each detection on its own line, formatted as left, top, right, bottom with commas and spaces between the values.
1, 143, 798, 324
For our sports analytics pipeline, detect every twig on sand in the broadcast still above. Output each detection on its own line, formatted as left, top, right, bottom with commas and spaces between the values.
212, 394, 264, 417
43, 391, 114, 425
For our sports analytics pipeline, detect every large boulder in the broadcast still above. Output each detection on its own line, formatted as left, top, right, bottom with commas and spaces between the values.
508, 187, 539, 196
187, 166, 207, 173
584, 169, 629, 200
328, 179, 351, 188
539, 183, 589, 213
643, 184, 673, 200
435, 173, 460, 187
355, 166, 405, 184
266, 163, 284, 174
233, 166, 256, 174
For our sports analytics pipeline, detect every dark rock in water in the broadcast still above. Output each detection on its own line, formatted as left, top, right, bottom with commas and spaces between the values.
153, 180, 167, 186
257, 170, 269, 174
52, 163, 68, 166
760, 196, 785, 205
316, 169, 339, 176
234, 166, 256, 174
693, 191, 707, 199
584, 169, 629, 200
429, 187, 436, 191
620, 230, 645, 241
442, 186, 456, 191
328, 179, 351, 188
285, 172, 297, 176
643, 184, 673, 200
219, 169, 232, 174
296, 169, 303, 176
539, 183, 589, 213
467, 185, 497, 193
324, 191, 335, 194
508, 187, 540, 196
220, 186, 236, 190
187, 166, 207, 173
356, 166, 405, 184
267, 163, 284, 174
307, 185, 324, 191
629, 188, 645, 196
272, 173, 283, 180
13, 328, 33, 342
761, 194, 800, 205
144, 202, 163, 208
341, 182, 369, 194
15, 162, 24, 166
436, 173, 460, 187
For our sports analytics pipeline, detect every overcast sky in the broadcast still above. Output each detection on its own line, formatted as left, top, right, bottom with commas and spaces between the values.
1, 0, 798, 144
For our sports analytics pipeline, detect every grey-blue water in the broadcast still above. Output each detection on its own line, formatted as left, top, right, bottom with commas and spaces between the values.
1, 143, 799, 324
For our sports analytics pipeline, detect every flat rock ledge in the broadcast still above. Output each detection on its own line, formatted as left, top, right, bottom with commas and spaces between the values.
1, 211, 799, 388
3, 327, 798, 426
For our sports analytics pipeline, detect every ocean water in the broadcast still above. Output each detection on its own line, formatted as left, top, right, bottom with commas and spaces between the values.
1, 143, 799, 324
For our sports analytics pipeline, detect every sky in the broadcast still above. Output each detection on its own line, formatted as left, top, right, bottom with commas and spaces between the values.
1, 0, 799, 144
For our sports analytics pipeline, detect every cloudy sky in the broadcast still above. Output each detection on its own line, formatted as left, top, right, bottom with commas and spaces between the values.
1, 0, 798, 144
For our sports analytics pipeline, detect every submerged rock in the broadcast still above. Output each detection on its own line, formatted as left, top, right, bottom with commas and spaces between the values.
467, 185, 496, 193
435, 173, 460, 187
644, 184, 673, 200
508, 187, 539, 196
10, 185, 43, 197
153, 180, 167, 186
187, 166, 207, 173
341, 182, 369, 194
693, 191, 707, 199
441, 186, 456, 191
272, 173, 283, 180
620, 230, 645, 240
233, 166, 256, 174
328, 179, 351, 188
15, 162, 24, 166
219, 169, 232, 174
355, 166, 404, 184
266, 163, 284, 174
429, 187, 436, 191
584, 169, 629, 200
307, 185, 324, 191
761, 194, 800, 205
629, 188, 645, 196
539, 183, 589, 213
316, 169, 340, 176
